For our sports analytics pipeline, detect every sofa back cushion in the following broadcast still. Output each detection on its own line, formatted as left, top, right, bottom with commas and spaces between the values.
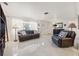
25, 30, 34, 34
66, 31, 76, 39
66, 31, 72, 38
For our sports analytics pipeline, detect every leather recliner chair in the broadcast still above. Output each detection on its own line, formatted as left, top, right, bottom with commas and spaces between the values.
52, 30, 76, 47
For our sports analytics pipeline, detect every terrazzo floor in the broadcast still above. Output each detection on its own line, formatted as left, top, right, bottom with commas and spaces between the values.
3, 35, 79, 56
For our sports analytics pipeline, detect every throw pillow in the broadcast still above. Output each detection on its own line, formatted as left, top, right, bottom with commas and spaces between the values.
21, 31, 26, 35
58, 31, 68, 38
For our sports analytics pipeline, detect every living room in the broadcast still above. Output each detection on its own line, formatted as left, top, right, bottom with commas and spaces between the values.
0, 2, 79, 56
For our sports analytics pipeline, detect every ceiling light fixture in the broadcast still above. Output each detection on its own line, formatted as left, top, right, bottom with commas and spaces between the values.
44, 12, 48, 15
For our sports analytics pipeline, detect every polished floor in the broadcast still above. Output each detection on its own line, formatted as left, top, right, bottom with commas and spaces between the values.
4, 35, 79, 56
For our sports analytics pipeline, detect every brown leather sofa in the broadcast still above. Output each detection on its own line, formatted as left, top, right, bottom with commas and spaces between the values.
52, 30, 76, 47
18, 30, 40, 42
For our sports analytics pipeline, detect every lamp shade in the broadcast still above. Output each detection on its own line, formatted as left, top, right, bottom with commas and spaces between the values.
68, 23, 76, 28
68, 23, 76, 31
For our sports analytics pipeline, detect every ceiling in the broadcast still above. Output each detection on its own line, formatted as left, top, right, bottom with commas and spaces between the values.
1, 2, 79, 20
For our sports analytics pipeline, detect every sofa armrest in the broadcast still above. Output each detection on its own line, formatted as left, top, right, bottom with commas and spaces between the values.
61, 38, 72, 43
62, 38, 72, 40
61, 38, 73, 47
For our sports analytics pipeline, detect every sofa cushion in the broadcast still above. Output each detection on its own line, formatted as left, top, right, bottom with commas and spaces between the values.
58, 31, 68, 38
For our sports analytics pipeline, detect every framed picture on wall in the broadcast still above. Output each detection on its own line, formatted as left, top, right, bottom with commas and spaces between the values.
56, 22, 63, 29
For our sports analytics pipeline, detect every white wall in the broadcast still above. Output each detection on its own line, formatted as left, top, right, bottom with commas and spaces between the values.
6, 17, 13, 41
37, 20, 53, 36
